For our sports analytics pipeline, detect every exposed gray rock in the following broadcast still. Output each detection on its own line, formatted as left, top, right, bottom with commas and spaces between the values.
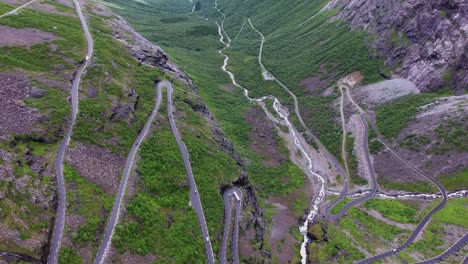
54, 65, 66, 71
327, 0, 468, 94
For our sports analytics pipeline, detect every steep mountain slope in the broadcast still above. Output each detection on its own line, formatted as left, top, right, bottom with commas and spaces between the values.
1, 0, 467, 263
104, 0, 467, 263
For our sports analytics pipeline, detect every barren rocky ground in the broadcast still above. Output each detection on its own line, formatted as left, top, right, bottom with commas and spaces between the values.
0, 72, 42, 139
0, 25, 58, 47
66, 142, 125, 194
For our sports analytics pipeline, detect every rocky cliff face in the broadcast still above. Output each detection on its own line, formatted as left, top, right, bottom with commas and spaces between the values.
327, 0, 467, 94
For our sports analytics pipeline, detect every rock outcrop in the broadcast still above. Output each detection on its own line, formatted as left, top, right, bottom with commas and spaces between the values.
327, 0, 468, 94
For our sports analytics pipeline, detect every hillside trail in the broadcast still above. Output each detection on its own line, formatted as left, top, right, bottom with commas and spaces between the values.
0, 0, 38, 19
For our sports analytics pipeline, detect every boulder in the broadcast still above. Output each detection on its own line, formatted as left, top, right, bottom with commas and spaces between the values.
31, 87, 47, 98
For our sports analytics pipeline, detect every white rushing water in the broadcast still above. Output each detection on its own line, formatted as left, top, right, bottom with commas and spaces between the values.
188, 0, 195, 12
213, 2, 326, 262
327, 189, 468, 199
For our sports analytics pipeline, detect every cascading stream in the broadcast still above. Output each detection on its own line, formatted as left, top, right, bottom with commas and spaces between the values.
213, 2, 326, 263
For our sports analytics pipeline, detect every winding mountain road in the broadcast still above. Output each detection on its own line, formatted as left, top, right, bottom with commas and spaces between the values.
93, 81, 166, 264
220, 188, 243, 264
324, 85, 378, 220
0, 0, 38, 19
48, 0, 93, 263
325, 113, 378, 220
166, 82, 216, 264
247, 18, 351, 222
214, 5, 327, 263
356, 114, 448, 264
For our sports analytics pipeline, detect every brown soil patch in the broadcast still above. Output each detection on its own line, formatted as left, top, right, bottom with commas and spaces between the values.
343, 71, 364, 86
238, 226, 261, 260
29, 1, 76, 16
0, 0, 29, 5
374, 149, 426, 183
66, 142, 125, 194
244, 107, 285, 167
222, 83, 236, 93
0, 72, 43, 139
106, 245, 156, 264
0, 26, 59, 47
267, 184, 311, 263
300, 76, 329, 94
300, 64, 339, 95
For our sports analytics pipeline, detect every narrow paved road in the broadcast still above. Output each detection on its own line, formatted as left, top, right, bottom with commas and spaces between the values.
324, 85, 378, 220
220, 188, 243, 264
463, 252, 468, 264
325, 113, 378, 220
356, 115, 448, 264
0, 0, 38, 19
93, 81, 164, 264
48, 0, 93, 263
415, 233, 468, 264
166, 82, 215, 264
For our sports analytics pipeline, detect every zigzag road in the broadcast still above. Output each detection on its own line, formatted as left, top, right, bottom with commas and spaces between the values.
356, 114, 448, 263
48, 0, 93, 263
325, 85, 377, 220
220, 188, 243, 264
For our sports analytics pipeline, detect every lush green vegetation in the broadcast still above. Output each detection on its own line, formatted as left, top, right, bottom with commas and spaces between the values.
348, 208, 407, 242
433, 198, 468, 227
114, 127, 206, 262
330, 197, 350, 215
0, 140, 55, 257
363, 199, 419, 224
58, 247, 83, 264
367, 121, 384, 154
438, 169, 468, 191
104, 0, 307, 198
25, 81, 71, 142
376, 94, 437, 139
